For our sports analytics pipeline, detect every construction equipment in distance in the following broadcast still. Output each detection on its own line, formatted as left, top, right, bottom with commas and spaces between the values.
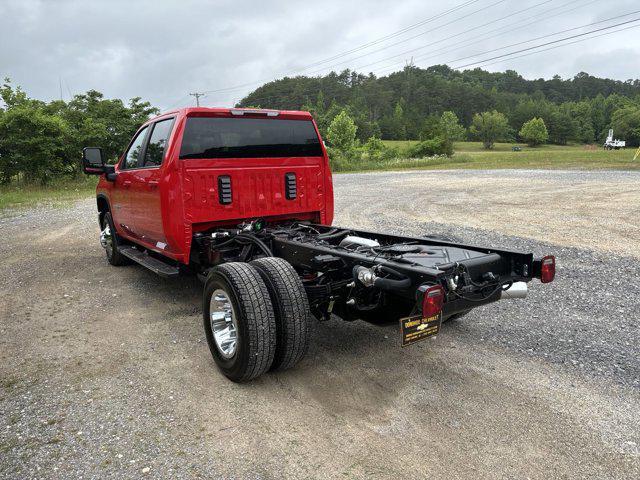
603, 129, 625, 150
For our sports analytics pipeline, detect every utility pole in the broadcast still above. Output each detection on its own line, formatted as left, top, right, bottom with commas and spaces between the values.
189, 92, 205, 107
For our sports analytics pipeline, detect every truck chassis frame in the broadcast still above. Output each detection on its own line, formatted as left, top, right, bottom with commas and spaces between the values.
190, 220, 547, 324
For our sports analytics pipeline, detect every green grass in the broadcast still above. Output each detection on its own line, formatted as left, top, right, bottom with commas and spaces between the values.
331, 155, 472, 173
377, 141, 640, 171
0, 176, 98, 211
457, 141, 584, 152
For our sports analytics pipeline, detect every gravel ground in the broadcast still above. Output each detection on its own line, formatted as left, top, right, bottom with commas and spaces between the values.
1, 169, 639, 479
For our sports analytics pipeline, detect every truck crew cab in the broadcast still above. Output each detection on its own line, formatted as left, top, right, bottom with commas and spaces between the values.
83, 107, 555, 381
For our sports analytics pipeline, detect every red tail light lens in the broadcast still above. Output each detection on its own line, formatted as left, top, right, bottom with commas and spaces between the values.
422, 285, 445, 318
540, 255, 556, 283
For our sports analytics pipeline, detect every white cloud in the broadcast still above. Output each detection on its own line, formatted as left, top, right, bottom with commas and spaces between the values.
1, 0, 638, 109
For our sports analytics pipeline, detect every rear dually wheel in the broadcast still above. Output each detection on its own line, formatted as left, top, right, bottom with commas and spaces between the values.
203, 262, 277, 382
250, 257, 312, 371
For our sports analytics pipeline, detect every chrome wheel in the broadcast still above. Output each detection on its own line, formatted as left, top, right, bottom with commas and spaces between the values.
210, 289, 238, 359
100, 222, 113, 258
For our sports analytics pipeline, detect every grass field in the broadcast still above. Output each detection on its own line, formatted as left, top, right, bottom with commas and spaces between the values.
1, 142, 638, 210
0, 176, 98, 212
381, 141, 640, 170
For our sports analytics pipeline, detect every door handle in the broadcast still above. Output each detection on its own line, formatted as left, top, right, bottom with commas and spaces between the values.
148, 180, 159, 188
123, 180, 132, 188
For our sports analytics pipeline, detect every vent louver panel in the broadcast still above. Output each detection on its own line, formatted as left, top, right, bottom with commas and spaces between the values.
218, 175, 232, 204
285, 172, 297, 200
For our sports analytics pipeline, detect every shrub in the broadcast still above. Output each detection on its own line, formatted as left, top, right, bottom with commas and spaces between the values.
408, 137, 451, 157
326, 146, 360, 171
362, 136, 386, 160
0, 107, 76, 184
519, 117, 549, 146
470, 111, 510, 149
326, 110, 357, 152
440, 111, 466, 142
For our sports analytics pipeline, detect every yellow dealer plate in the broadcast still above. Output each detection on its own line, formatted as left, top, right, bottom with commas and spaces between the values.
399, 313, 442, 347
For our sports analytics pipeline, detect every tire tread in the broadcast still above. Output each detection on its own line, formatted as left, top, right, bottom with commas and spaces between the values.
250, 257, 311, 371
208, 262, 276, 381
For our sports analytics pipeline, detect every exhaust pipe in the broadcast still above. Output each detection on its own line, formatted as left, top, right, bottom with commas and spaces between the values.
500, 281, 527, 299
353, 265, 411, 292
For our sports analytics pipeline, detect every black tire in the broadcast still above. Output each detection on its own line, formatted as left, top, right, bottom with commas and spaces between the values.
250, 257, 312, 371
203, 262, 276, 381
101, 212, 129, 266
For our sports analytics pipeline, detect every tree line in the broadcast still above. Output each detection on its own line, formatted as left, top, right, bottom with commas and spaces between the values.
239, 65, 640, 148
0, 79, 157, 184
2, 66, 640, 184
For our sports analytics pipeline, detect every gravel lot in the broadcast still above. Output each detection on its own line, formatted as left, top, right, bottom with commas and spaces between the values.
1, 169, 639, 479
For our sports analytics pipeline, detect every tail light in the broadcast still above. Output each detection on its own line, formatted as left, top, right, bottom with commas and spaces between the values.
540, 255, 556, 283
421, 285, 445, 317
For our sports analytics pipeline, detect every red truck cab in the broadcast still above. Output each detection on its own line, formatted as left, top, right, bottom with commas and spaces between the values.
94, 107, 334, 265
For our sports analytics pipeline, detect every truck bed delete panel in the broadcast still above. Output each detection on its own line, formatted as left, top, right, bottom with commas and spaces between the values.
182, 163, 325, 224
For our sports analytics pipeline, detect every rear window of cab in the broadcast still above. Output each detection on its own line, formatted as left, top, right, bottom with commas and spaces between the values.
179, 117, 322, 159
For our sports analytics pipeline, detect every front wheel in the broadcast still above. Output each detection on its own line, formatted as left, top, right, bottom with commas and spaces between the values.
203, 263, 277, 382
101, 212, 129, 266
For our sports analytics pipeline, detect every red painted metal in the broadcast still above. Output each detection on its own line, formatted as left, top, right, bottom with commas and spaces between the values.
96, 107, 334, 264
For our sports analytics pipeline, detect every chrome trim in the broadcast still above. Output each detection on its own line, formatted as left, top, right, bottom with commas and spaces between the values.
210, 289, 238, 359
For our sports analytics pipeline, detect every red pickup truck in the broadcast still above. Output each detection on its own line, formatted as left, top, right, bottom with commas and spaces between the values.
83, 107, 555, 381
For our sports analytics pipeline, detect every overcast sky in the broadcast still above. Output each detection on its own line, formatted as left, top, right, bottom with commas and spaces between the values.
1, 0, 639, 111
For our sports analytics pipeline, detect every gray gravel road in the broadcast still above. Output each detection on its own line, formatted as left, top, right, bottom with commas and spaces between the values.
1, 169, 639, 479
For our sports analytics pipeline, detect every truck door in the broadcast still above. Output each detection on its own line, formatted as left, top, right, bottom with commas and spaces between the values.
112, 125, 149, 236
128, 117, 174, 247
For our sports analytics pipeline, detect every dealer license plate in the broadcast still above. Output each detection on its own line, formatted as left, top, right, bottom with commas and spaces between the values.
399, 313, 442, 347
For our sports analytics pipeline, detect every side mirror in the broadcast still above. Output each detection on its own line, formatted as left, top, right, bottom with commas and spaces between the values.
82, 147, 105, 175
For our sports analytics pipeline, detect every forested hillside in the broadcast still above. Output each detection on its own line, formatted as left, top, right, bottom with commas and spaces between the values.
239, 65, 640, 146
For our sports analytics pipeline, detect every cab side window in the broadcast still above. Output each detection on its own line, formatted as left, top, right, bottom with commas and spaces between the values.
123, 126, 149, 169
143, 118, 174, 167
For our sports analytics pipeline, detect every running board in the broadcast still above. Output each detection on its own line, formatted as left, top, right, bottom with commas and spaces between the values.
119, 246, 179, 278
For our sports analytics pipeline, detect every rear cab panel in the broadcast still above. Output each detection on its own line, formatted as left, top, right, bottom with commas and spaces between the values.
163, 108, 334, 262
